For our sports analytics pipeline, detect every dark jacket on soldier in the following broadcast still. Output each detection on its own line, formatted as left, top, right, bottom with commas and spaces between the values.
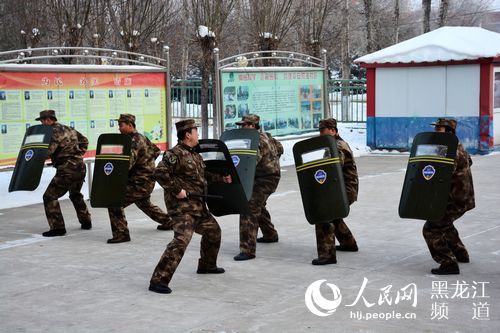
47, 123, 87, 167
335, 134, 359, 204
128, 131, 161, 192
448, 143, 475, 214
154, 143, 220, 217
255, 132, 283, 178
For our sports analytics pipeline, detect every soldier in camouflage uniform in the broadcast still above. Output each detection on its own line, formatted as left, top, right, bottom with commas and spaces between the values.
106, 114, 172, 244
312, 118, 359, 265
233, 114, 283, 261
149, 119, 231, 294
37, 110, 92, 237
423, 118, 475, 275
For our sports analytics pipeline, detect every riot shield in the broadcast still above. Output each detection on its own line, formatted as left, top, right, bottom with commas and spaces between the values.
197, 139, 249, 216
220, 128, 260, 201
293, 135, 349, 224
399, 132, 458, 221
90, 134, 132, 208
9, 125, 53, 192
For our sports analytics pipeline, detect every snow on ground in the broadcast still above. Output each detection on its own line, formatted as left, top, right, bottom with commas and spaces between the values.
0, 123, 371, 210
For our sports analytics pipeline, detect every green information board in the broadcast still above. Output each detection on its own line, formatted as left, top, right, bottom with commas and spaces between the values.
220, 68, 325, 136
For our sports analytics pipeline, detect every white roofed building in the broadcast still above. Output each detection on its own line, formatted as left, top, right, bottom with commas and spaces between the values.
355, 26, 500, 153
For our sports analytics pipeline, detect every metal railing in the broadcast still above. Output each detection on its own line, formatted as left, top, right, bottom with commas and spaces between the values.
328, 79, 367, 122
170, 80, 213, 120
170, 79, 366, 122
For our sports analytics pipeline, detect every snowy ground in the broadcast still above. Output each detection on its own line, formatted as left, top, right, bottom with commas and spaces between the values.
0, 122, 379, 210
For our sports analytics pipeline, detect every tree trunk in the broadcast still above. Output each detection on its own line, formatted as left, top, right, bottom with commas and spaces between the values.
393, 0, 400, 44
363, 0, 374, 53
341, 0, 350, 121
438, 0, 449, 27
199, 36, 215, 139
422, 0, 431, 33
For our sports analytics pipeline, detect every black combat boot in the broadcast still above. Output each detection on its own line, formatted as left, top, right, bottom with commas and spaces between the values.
257, 236, 279, 243
149, 282, 172, 294
107, 234, 131, 244
431, 263, 460, 275
81, 222, 92, 230
42, 229, 67, 237
335, 245, 358, 252
312, 257, 337, 265
233, 253, 256, 261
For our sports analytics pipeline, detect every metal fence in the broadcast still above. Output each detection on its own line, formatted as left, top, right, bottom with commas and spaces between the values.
170, 79, 366, 122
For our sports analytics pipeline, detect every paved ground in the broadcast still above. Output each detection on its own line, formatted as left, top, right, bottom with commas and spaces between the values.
1, 153, 499, 333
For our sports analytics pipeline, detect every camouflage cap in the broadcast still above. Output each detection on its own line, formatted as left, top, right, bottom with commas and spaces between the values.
235, 114, 260, 126
175, 119, 199, 132
116, 113, 136, 125
430, 117, 457, 130
319, 118, 337, 130
35, 110, 57, 121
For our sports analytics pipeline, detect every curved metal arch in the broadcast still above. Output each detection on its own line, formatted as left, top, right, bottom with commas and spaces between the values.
218, 50, 325, 69
0, 46, 169, 69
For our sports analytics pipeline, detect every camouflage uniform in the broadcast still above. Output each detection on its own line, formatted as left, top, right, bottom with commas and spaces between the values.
107, 128, 171, 239
150, 125, 223, 289
43, 120, 91, 231
315, 119, 359, 262
239, 130, 283, 256
423, 142, 475, 265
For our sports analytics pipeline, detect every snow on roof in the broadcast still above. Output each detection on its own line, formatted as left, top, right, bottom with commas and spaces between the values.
355, 26, 500, 64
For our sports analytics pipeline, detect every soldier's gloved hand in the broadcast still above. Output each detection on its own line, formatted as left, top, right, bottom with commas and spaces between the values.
176, 189, 187, 199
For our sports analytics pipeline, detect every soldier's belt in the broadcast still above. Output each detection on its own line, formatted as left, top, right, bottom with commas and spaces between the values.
95, 154, 130, 161
296, 157, 341, 172
408, 156, 454, 165
228, 149, 257, 156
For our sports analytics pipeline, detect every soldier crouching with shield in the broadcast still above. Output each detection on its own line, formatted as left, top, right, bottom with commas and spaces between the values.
313, 118, 359, 265
149, 119, 231, 294
37, 110, 92, 236
106, 114, 172, 244
423, 118, 475, 275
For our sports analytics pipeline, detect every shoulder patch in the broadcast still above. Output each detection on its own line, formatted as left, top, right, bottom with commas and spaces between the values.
168, 154, 177, 164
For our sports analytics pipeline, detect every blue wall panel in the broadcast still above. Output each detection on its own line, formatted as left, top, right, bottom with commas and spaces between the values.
367, 116, 479, 152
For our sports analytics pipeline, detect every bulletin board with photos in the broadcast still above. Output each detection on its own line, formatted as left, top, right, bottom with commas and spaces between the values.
220, 67, 326, 136
0, 70, 168, 166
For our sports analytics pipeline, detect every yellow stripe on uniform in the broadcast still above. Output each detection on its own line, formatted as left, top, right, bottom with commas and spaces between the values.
296, 157, 340, 172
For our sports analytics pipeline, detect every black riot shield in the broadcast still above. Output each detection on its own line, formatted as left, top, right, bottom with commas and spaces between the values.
197, 139, 249, 216
90, 134, 132, 208
293, 135, 349, 224
9, 125, 53, 192
220, 128, 260, 201
399, 132, 458, 221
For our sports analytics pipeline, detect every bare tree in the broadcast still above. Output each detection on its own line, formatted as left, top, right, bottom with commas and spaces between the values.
107, 0, 176, 58
363, 0, 375, 53
297, 0, 337, 58
422, 0, 432, 33
188, 0, 236, 138
438, 0, 449, 26
46, 0, 92, 63
394, 0, 400, 43
243, 0, 299, 64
